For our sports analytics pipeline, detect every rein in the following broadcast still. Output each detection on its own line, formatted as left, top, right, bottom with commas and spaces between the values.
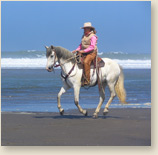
52, 50, 77, 84
53, 50, 77, 68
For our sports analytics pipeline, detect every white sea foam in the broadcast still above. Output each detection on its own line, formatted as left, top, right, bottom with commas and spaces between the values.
1, 58, 151, 69
27, 50, 36, 52
113, 59, 151, 69
1, 58, 47, 69
98, 52, 103, 56
110, 102, 151, 108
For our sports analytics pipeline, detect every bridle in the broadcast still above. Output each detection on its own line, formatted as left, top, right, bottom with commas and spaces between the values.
49, 49, 77, 85
51, 50, 59, 68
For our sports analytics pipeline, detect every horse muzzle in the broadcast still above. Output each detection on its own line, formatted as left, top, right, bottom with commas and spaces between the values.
46, 66, 54, 72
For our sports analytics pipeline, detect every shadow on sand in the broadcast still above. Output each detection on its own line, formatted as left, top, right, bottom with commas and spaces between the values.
33, 114, 121, 120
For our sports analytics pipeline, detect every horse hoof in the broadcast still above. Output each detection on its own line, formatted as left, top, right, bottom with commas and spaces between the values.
103, 109, 109, 116
83, 110, 88, 116
93, 113, 98, 119
60, 109, 64, 115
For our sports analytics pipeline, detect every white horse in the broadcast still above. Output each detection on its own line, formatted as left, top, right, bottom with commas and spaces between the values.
45, 45, 127, 118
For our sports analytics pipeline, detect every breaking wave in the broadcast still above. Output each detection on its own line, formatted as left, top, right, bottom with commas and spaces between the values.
1, 58, 151, 69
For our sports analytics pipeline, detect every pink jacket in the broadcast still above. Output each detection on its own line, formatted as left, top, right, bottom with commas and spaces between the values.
76, 35, 97, 53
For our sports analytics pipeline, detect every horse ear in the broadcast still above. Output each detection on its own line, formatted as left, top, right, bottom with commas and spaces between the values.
51, 45, 54, 49
45, 46, 48, 49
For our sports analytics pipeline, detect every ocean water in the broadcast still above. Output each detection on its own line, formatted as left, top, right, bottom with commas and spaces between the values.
1, 50, 151, 69
1, 50, 151, 112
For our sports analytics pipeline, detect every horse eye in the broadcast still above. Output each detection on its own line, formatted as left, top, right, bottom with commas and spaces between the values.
50, 55, 54, 58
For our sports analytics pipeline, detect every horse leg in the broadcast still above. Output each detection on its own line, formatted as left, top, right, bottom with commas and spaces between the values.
103, 82, 116, 115
57, 84, 69, 115
74, 86, 88, 116
93, 83, 106, 118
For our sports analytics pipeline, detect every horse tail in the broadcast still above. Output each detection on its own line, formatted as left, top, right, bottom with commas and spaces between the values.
115, 66, 127, 104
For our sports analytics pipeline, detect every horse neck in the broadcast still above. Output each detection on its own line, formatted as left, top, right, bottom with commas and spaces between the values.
58, 58, 74, 74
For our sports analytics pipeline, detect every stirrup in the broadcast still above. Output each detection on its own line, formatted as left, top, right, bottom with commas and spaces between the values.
84, 79, 90, 86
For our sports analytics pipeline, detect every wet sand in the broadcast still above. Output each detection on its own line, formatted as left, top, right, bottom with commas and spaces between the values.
1, 108, 151, 146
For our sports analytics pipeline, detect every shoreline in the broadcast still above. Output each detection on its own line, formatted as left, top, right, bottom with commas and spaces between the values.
1, 106, 151, 114
1, 104, 151, 114
1, 108, 151, 146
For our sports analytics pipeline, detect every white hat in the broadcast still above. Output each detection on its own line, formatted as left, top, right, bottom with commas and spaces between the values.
81, 22, 95, 29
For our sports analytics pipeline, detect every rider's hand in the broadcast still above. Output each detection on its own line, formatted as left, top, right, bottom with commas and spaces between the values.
79, 50, 85, 54
72, 50, 77, 54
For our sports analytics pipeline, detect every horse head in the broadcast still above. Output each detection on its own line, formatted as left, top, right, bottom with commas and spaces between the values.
45, 45, 58, 72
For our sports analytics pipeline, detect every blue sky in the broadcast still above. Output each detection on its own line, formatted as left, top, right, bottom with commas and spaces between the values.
1, 1, 151, 53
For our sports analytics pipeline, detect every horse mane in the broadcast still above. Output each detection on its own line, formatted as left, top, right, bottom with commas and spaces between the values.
54, 46, 76, 63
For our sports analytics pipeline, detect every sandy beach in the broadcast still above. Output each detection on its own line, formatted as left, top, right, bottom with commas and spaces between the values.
1, 108, 151, 146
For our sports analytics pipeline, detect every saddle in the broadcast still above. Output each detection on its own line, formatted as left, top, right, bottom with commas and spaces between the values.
76, 53, 105, 69
76, 53, 105, 87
